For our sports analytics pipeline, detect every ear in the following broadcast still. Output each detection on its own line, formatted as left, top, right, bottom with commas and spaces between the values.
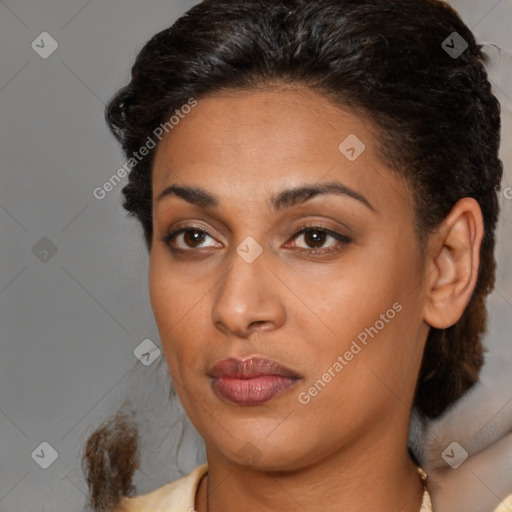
423, 197, 484, 329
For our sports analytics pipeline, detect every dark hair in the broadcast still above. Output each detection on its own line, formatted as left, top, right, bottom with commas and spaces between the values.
82, 0, 503, 509
81, 404, 139, 511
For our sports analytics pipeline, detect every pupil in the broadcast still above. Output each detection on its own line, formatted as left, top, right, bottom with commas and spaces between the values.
185, 230, 204, 247
305, 230, 325, 248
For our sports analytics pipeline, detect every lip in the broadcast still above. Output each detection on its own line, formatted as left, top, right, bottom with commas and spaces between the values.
208, 357, 301, 406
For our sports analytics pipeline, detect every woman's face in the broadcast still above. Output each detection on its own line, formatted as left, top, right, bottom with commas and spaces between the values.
149, 86, 430, 470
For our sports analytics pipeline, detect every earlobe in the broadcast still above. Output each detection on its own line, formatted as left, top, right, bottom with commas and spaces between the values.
423, 198, 484, 329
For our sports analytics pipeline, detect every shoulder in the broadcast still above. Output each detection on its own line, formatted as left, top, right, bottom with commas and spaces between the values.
115, 464, 208, 512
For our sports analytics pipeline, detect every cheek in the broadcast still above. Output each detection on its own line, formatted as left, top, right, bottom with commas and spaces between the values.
148, 258, 205, 373
297, 247, 422, 384
287, 253, 403, 351
149, 265, 175, 338
149, 250, 204, 331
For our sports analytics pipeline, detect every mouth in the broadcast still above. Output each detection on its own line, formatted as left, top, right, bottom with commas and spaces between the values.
208, 356, 301, 406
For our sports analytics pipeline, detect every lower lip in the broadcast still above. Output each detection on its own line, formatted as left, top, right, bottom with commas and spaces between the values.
211, 375, 298, 405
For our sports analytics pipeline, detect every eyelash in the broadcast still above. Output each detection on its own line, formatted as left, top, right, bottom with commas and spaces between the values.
287, 223, 351, 254
161, 223, 352, 256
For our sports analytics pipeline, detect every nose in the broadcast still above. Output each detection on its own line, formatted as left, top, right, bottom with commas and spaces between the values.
210, 246, 286, 338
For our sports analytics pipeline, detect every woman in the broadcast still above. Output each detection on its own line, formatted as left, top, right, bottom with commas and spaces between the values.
82, 0, 512, 510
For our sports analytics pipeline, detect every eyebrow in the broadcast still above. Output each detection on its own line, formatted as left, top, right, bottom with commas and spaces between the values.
156, 181, 376, 213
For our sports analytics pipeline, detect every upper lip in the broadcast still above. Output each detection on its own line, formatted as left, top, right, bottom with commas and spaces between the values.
208, 357, 301, 379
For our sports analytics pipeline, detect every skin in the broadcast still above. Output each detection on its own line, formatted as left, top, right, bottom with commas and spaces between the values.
148, 85, 483, 511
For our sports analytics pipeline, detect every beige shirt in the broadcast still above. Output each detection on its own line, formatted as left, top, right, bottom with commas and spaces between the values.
115, 464, 208, 512
115, 464, 512, 512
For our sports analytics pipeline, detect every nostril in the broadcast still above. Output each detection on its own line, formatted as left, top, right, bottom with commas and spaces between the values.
248, 320, 269, 331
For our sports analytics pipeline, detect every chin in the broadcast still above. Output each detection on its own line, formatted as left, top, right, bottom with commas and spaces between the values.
209, 429, 320, 472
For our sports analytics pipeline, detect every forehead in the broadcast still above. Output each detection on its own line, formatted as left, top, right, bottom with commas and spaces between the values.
151, 86, 412, 216
154, 86, 371, 169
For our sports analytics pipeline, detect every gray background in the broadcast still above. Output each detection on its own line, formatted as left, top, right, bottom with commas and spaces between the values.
0, 1, 511, 511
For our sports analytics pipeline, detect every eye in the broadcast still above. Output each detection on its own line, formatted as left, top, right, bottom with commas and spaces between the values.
161, 224, 351, 255
286, 224, 351, 254
162, 226, 221, 251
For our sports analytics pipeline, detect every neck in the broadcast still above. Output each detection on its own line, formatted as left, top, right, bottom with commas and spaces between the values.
195, 419, 425, 512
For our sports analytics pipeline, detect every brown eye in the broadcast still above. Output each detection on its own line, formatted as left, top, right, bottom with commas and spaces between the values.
302, 229, 328, 248
163, 227, 220, 250
287, 225, 351, 254
182, 229, 207, 248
